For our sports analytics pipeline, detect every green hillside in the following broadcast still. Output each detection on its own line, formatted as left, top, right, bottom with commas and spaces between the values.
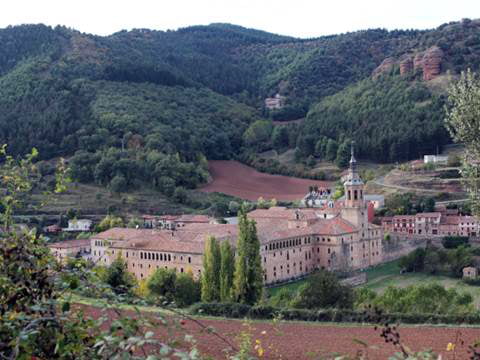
0, 18, 480, 193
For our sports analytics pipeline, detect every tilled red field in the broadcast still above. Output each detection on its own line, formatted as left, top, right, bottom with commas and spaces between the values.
199, 160, 331, 201
80, 305, 480, 359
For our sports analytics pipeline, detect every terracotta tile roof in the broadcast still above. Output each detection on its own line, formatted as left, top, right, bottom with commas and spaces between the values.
176, 214, 212, 223
48, 239, 90, 249
441, 216, 461, 225
106, 225, 238, 254
415, 212, 441, 218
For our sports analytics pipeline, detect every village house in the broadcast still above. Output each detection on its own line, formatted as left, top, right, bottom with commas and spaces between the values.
264, 94, 286, 110
64, 219, 92, 232
48, 239, 91, 264
92, 146, 384, 284
142, 214, 215, 230
380, 208, 479, 238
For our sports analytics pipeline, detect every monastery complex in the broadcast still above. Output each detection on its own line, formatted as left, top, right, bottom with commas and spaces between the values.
83, 147, 384, 284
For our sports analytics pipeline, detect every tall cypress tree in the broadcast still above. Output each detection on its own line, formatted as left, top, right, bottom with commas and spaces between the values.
201, 236, 221, 302
233, 206, 263, 304
219, 240, 235, 302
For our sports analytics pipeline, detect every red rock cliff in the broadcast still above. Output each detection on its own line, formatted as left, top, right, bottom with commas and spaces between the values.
422, 46, 443, 81
372, 57, 396, 78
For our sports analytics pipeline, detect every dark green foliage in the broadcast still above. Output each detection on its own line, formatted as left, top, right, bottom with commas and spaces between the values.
174, 272, 201, 307
233, 208, 264, 304
399, 248, 426, 272
190, 302, 480, 324
147, 268, 177, 302
335, 140, 351, 169
303, 76, 450, 163
201, 236, 221, 302
2, 19, 480, 175
147, 268, 200, 307
384, 192, 436, 215
219, 241, 235, 302
399, 245, 473, 278
368, 283, 474, 314
102, 257, 136, 295
442, 236, 470, 249
291, 270, 354, 309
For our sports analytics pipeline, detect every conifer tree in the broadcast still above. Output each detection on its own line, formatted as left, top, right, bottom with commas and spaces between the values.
219, 240, 235, 302
233, 207, 264, 304
201, 236, 221, 302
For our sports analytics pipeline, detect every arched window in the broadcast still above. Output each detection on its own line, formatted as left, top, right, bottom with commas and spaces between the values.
348, 190, 351, 200
354, 190, 358, 200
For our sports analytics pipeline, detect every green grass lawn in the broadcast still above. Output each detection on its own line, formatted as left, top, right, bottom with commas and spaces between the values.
362, 260, 480, 307
267, 277, 309, 297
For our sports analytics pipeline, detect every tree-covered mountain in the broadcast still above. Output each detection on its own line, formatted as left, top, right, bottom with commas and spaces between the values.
0, 18, 480, 192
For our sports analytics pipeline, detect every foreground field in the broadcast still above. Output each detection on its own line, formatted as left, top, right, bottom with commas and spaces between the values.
79, 303, 480, 359
199, 160, 331, 201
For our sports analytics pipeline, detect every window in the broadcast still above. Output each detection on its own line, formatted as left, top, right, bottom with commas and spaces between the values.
188, 257, 191, 264
354, 190, 358, 200
348, 190, 351, 200
328, 248, 330, 254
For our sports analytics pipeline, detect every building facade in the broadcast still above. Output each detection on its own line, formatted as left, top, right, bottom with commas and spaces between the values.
381, 208, 479, 238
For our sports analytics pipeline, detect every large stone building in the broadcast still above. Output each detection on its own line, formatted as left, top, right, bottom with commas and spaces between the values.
90, 147, 383, 284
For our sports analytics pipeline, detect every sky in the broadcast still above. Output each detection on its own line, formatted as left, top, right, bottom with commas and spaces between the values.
1, 0, 480, 38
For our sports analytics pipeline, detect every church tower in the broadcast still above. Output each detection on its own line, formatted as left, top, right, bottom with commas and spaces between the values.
341, 142, 368, 228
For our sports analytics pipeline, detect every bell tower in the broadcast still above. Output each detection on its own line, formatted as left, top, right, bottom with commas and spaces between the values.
341, 142, 367, 227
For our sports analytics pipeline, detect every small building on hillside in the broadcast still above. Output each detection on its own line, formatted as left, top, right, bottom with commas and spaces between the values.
264, 94, 286, 110
424, 155, 448, 164
44, 224, 62, 234
48, 239, 91, 264
143, 214, 216, 230
463, 266, 478, 279
64, 219, 92, 232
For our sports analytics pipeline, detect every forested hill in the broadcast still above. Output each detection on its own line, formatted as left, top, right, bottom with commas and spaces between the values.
1, 19, 480, 191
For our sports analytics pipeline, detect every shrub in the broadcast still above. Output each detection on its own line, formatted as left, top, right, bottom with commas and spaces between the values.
147, 268, 177, 302
290, 270, 354, 309
442, 236, 469, 249
174, 272, 201, 307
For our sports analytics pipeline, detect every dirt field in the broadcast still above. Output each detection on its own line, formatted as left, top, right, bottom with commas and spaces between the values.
199, 160, 331, 201
80, 304, 480, 359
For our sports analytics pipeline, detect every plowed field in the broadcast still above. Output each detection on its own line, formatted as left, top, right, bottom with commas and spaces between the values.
199, 160, 331, 201
80, 305, 480, 359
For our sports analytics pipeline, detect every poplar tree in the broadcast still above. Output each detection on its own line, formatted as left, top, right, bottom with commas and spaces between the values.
445, 69, 480, 216
233, 207, 264, 304
219, 240, 235, 302
201, 236, 221, 302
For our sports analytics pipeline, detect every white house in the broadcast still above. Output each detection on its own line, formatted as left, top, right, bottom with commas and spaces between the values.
64, 219, 92, 232
424, 155, 448, 164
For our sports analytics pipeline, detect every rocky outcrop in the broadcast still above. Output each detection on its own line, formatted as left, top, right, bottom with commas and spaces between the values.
413, 53, 424, 72
399, 56, 413, 75
372, 57, 396, 78
422, 46, 444, 81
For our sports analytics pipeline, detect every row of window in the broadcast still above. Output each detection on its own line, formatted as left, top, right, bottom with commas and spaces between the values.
137, 251, 192, 264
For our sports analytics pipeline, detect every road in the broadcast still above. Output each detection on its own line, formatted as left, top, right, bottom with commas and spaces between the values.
373, 176, 468, 204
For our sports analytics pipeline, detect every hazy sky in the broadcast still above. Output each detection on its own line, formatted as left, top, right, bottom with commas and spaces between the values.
2, 0, 480, 38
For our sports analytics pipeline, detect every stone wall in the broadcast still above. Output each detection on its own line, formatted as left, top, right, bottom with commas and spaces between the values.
382, 235, 428, 263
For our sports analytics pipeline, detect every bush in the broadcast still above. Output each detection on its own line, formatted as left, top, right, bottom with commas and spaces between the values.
174, 272, 201, 307
147, 268, 177, 302
291, 270, 354, 309
188, 303, 480, 325
442, 236, 469, 249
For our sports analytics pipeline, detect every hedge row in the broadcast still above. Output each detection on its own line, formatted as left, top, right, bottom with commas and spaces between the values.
189, 302, 480, 325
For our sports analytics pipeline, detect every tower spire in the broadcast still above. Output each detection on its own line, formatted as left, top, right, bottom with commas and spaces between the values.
349, 140, 357, 171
